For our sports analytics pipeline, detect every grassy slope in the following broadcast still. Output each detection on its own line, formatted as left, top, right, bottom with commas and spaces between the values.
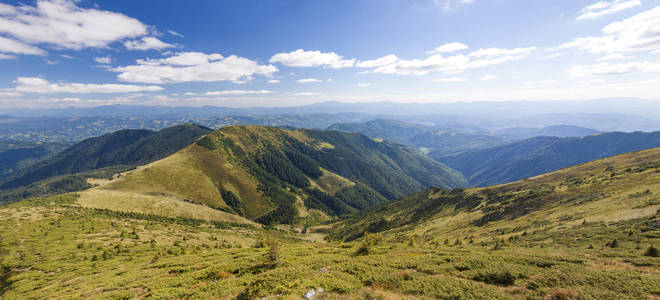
0, 190, 658, 299
78, 125, 466, 225
330, 147, 660, 243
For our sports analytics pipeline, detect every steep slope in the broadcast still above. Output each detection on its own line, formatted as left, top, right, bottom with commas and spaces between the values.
0, 140, 70, 179
79, 125, 467, 225
326, 118, 431, 144
0, 124, 212, 190
330, 146, 660, 241
438, 131, 660, 186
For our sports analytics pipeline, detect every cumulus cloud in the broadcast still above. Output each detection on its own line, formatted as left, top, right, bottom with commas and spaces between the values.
93, 56, 112, 64
269, 49, 355, 68
112, 51, 278, 84
432, 77, 467, 82
205, 90, 272, 96
561, 6, 660, 54
124, 37, 174, 51
297, 78, 323, 83
577, 0, 641, 21
267, 79, 280, 84
0, 0, 171, 55
426, 42, 468, 54
565, 61, 660, 76
0, 36, 45, 55
14, 77, 163, 93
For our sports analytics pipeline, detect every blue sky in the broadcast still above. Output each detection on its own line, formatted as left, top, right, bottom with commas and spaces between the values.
1, 0, 660, 108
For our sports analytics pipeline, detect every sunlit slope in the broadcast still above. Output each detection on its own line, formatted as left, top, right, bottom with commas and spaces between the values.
331, 147, 660, 241
78, 125, 467, 225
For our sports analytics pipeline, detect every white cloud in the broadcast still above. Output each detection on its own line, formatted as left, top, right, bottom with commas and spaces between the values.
480, 75, 499, 80
0, 53, 16, 59
167, 30, 184, 38
597, 53, 631, 60
205, 90, 272, 96
0, 0, 165, 53
124, 37, 174, 51
577, 0, 641, 21
0, 36, 45, 55
292, 92, 322, 96
437, 0, 475, 11
269, 49, 355, 68
267, 79, 280, 84
356, 54, 398, 68
14, 77, 163, 93
561, 6, 660, 54
426, 42, 468, 54
112, 51, 278, 84
362, 47, 534, 76
93, 56, 112, 64
60, 54, 74, 59
357, 83, 371, 87
538, 52, 564, 60
565, 61, 660, 76
432, 77, 467, 82
297, 78, 323, 83
468, 47, 536, 58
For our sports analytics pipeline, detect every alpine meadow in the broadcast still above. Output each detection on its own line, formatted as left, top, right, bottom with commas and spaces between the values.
1, 0, 659, 299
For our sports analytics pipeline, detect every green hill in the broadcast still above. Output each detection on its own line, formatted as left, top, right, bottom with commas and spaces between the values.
0, 145, 657, 299
77, 125, 467, 225
330, 146, 660, 242
0, 140, 70, 179
0, 124, 212, 191
438, 131, 660, 186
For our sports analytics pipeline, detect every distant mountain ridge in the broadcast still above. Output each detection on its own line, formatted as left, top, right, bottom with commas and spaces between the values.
494, 125, 599, 140
0, 140, 71, 180
0, 124, 212, 190
438, 131, 660, 186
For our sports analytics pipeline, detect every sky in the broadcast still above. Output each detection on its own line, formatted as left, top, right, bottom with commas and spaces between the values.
1, 0, 660, 108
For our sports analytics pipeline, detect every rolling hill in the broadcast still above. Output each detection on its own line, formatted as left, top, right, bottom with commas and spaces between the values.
76, 125, 467, 225
1, 140, 657, 299
409, 130, 509, 157
438, 131, 660, 186
330, 146, 660, 242
0, 124, 212, 192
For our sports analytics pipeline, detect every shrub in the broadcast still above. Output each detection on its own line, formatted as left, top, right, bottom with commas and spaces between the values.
354, 233, 382, 256
543, 289, 577, 300
472, 271, 516, 286
605, 239, 618, 248
264, 238, 280, 267
645, 245, 659, 257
